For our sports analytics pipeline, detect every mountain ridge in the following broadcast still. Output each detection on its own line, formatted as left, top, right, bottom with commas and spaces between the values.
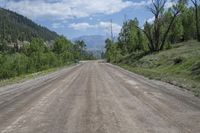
0, 8, 59, 42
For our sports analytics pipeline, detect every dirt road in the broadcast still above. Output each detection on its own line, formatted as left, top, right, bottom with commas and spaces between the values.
0, 61, 200, 133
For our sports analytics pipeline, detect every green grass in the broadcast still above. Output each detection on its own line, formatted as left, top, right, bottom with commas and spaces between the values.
0, 63, 75, 87
119, 40, 200, 97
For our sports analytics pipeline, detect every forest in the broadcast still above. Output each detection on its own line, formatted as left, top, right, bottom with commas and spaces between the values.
0, 8, 95, 80
0, 8, 59, 42
0, 37, 95, 79
105, 0, 200, 96
105, 0, 196, 62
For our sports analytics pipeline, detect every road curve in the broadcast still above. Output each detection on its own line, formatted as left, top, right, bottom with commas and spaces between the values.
0, 61, 200, 133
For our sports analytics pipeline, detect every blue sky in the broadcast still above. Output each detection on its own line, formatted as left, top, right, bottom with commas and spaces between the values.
0, 0, 174, 39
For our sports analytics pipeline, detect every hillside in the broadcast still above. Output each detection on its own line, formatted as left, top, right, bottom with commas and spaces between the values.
0, 8, 59, 42
119, 40, 200, 96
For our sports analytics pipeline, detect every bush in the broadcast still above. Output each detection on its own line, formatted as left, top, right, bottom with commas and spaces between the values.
191, 62, 200, 75
165, 43, 172, 50
0, 37, 94, 80
173, 57, 184, 65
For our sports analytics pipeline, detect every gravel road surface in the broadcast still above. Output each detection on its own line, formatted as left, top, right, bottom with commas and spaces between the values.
0, 61, 200, 133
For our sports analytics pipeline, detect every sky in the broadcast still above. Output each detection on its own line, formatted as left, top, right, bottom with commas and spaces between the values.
0, 0, 175, 39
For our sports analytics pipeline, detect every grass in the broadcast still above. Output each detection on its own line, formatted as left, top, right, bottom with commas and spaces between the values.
0, 63, 75, 87
118, 40, 200, 97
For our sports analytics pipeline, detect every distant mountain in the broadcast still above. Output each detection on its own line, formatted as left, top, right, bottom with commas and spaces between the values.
0, 8, 59, 42
73, 35, 107, 51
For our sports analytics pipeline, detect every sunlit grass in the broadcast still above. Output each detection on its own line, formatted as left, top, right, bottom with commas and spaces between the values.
119, 40, 200, 96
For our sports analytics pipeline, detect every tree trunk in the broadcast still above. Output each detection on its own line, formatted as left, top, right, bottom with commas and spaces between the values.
160, 12, 179, 50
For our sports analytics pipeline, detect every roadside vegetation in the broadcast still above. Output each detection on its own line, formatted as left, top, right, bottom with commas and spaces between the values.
0, 37, 95, 80
104, 0, 200, 96
120, 41, 200, 96
0, 65, 67, 87
0, 8, 95, 80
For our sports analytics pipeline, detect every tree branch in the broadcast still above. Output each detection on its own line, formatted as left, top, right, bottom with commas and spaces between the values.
160, 11, 180, 50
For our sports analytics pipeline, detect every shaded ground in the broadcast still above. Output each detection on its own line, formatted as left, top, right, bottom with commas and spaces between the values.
0, 61, 200, 133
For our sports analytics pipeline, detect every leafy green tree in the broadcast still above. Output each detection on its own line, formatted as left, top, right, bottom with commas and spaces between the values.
29, 38, 46, 53
105, 39, 122, 63
12, 53, 29, 76
139, 0, 186, 52
52, 37, 71, 54
21, 38, 48, 71
191, 0, 200, 41
0, 53, 29, 78
0, 39, 8, 53
73, 40, 86, 60
181, 7, 196, 41
118, 18, 145, 54
118, 21, 129, 54
167, 12, 184, 44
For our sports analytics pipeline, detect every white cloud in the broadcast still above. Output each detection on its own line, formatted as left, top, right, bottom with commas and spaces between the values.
99, 22, 122, 34
89, 17, 93, 20
68, 22, 96, 30
165, 1, 176, 8
1, 0, 151, 20
68, 21, 122, 34
52, 22, 64, 29
147, 16, 155, 23
52, 20, 68, 28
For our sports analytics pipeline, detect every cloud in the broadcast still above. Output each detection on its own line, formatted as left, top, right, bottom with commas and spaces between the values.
52, 22, 64, 29
147, 16, 155, 23
68, 21, 122, 34
165, 1, 176, 8
1, 0, 151, 20
99, 22, 122, 34
51, 19, 68, 28
89, 17, 93, 20
68, 22, 96, 30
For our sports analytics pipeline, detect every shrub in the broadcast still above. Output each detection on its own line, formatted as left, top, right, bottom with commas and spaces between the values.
173, 57, 184, 65
191, 62, 200, 75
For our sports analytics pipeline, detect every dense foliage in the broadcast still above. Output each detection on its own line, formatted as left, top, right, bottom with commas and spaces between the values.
105, 0, 200, 63
0, 8, 96, 80
0, 37, 95, 79
0, 8, 59, 43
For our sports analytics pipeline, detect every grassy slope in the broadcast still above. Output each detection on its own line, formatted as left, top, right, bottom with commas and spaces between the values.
119, 40, 200, 96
